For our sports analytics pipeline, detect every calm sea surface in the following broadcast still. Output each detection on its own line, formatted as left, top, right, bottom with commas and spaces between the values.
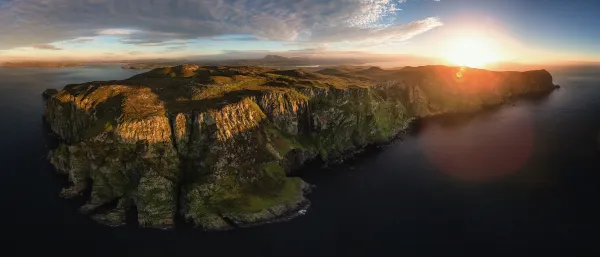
1, 65, 599, 256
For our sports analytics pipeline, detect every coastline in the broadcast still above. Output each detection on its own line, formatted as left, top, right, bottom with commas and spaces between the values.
42, 65, 557, 230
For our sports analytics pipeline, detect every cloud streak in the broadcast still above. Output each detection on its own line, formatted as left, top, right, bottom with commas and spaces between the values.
69, 38, 95, 43
309, 17, 443, 43
31, 44, 62, 50
0, 0, 442, 50
117, 31, 194, 46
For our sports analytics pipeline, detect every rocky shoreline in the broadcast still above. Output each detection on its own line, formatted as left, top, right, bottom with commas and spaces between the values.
43, 65, 557, 230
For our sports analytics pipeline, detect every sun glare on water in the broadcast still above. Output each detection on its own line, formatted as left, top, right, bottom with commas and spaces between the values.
444, 36, 501, 68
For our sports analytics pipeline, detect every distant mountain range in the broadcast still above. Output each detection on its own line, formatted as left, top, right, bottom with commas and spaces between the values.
1, 52, 441, 69
4, 55, 597, 70
120, 54, 442, 70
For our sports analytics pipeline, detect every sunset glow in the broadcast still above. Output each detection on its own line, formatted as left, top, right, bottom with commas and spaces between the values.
444, 36, 501, 68
0, 0, 598, 64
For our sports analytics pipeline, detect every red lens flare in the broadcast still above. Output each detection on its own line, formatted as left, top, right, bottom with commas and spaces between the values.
418, 109, 535, 181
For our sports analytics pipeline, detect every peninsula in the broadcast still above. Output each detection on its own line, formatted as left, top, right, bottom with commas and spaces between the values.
43, 65, 557, 230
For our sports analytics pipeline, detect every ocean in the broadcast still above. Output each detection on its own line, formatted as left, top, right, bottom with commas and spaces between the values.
1, 65, 599, 256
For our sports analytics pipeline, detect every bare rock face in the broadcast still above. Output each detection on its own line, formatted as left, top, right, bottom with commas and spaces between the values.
44, 65, 556, 229
46, 85, 179, 227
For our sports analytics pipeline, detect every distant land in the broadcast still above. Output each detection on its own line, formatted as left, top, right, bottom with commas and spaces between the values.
1, 61, 86, 68
120, 55, 319, 70
2, 54, 438, 69
5, 55, 599, 72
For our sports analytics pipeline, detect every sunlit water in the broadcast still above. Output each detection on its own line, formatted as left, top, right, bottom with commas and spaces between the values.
1, 66, 599, 256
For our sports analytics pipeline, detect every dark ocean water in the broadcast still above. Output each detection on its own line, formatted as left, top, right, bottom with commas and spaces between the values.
1, 66, 600, 256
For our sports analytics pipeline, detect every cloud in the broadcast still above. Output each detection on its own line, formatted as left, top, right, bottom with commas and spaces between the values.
165, 45, 188, 51
31, 44, 62, 50
309, 17, 443, 43
118, 31, 193, 46
97, 29, 136, 35
126, 40, 190, 47
211, 35, 261, 41
286, 44, 331, 54
69, 38, 95, 43
0, 0, 440, 50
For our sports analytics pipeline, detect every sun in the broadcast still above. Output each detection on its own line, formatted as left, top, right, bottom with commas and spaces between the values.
444, 36, 501, 68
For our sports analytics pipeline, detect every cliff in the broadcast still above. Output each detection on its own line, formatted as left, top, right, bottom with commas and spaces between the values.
44, 65, 556, 229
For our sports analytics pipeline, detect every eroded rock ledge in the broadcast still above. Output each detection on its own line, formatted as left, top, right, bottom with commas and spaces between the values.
44, 65, 556, 229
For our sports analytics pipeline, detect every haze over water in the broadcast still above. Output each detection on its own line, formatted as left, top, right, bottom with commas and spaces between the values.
1, 66, 600, 256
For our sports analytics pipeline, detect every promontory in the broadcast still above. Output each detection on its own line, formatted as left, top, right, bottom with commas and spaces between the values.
44, 65, 556, 230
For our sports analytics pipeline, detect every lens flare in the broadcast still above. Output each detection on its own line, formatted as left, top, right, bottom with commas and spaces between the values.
418, 108, 534, 181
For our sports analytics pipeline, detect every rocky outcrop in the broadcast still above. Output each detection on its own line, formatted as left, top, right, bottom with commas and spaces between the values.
43, 65, 556, 229
42, 89, 58, 100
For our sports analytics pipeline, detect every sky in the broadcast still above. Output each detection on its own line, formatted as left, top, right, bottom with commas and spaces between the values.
0, 0, 598, 64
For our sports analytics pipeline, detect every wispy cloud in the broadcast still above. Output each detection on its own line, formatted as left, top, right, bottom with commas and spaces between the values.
97, 29, 136, 35
0, 0, 442, 50
117, 31, 196, 46
210, 35, 261, 41
165, 45, 188, 51
69, 38, 95, 43
31, 44, 62, 50
127, 41, 190, 47
309, 17, 443, 43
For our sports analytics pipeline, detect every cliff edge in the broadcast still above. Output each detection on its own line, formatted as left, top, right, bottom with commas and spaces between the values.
44, 65, 556, 229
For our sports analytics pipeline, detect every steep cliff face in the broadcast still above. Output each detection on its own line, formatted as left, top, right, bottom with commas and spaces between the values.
44, 65, 556, 229
46, 85, 179, 227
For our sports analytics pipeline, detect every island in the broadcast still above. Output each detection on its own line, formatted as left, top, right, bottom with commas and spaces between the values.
43, 65, 557, 230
